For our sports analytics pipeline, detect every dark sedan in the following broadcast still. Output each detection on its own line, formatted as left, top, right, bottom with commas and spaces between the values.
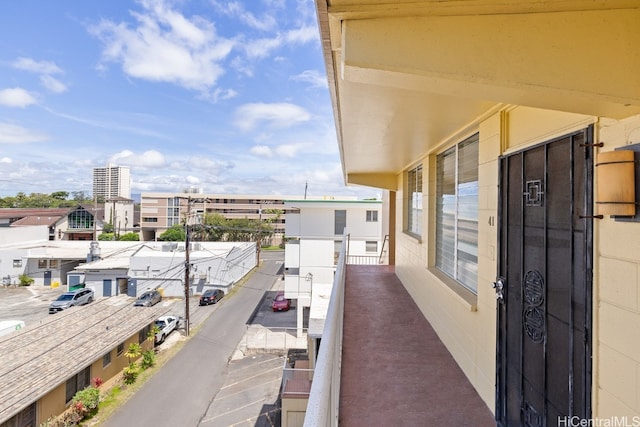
199, 289, 224, 306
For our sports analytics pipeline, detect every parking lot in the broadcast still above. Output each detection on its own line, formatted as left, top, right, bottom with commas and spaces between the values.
0, 270, 302, 348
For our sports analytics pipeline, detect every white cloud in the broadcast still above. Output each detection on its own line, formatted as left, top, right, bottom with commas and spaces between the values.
11, 57, 62, 75
203, 87, 238, 103
187, 156, 233, 172
290, 70, 327, 89
185, 175, 200, 184
250, 145, 273, 157
40, 75, 68, 94
89, 0, 235, 94
234, 102, 311, 131
0, 88, 38, 108
109, 149, 166, 167
275, 142, 307, 158
0, 157, 12, 164
284, 25, 318, 44
0, 123, 48, 143
211, 1, 277, 31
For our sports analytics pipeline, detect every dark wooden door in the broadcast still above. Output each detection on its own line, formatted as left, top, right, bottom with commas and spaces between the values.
495, 128, 594, 426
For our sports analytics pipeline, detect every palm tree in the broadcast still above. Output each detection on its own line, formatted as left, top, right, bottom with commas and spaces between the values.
124, 343, 142, 364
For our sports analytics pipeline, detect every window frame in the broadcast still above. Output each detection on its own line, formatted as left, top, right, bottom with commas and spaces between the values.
334, 210, 346, 235
406, 164, 423, 238
65, 366, 91, 403
435, 133, 479, 294
102, 350, 112, 368
366, 210, 378, 222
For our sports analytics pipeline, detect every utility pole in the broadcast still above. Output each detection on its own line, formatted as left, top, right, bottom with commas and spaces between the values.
256, 203, 261, 266
184, 196, 192, 336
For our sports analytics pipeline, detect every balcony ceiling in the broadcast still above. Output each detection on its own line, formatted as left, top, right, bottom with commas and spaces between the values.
315, 0, 640, 189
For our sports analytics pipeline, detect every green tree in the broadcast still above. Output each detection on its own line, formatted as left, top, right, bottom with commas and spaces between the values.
191, 213, 226, 241
102, 222, 114, 233
119, 232, 140, 241
98, 232, 115, 241
51, 191, 69, 201
158, 225, 186, 241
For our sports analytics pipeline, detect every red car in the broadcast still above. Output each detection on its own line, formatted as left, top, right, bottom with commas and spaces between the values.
272, 292, 290, 312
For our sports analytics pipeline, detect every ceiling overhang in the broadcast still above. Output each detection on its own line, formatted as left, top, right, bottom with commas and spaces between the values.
315, 0, 640, 190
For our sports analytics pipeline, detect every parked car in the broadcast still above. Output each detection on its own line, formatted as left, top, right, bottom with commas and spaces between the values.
49, 288, 94, 314
199, 289, 224, 306
272, 292, 290, 312
134, 290, 162, 307
154, 315, 179, 344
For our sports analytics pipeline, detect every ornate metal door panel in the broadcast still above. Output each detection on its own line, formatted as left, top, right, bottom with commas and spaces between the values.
496, 128, 593, 426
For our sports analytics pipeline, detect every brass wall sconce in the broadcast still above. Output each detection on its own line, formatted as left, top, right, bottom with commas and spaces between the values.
596, 150, 636, 217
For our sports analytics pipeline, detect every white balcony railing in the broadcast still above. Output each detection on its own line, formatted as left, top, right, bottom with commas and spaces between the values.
303, 234, 348, 427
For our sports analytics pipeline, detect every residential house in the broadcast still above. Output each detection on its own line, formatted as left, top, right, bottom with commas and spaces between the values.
0, 299, 168, 426
306, 1, 640, 426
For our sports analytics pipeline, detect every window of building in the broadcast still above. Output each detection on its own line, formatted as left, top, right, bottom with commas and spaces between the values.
366, 210, 378, 222
65, 366, 91, 403
334, 210, 346, 235
406, 165, 423, 236
68, 209, 94, 230
103, 350, 111, 368
366, 241, 378, 253
38, 260, 47, 269
49, 259, 59, 269
142, 217, 158, 223
117, 342, 125, 356
138, 325, 151, 344
436, 134, 479, 293
13, 259, 22, 268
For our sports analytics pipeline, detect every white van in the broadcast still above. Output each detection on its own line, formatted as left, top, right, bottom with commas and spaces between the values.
0, 320, 25, 337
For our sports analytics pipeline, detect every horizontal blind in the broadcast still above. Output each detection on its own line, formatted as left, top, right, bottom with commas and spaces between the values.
436, 134, 479, 292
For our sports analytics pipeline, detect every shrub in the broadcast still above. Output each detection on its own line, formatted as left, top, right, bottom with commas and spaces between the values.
72, 387, 100, 417
141, 350, 156, 370
92, 377, 104, 388
122, 364, 138, 385
18, 274, 34, 286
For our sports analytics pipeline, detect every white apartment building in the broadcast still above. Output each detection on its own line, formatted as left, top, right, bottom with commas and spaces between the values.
92, 165, 131, 200
283, 199, 386, 333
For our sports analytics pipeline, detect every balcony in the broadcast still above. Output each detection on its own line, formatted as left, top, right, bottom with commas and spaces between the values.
303, 244, 494, 426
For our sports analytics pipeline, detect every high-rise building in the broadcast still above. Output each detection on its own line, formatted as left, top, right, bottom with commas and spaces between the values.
92, 165, 131, 200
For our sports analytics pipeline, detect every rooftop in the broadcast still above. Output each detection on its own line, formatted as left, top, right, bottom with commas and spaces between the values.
0, 297, 169, 424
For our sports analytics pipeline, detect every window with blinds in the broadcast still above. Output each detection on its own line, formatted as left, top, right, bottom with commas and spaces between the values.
407, 164, 423, 236
436, 134, 479, 293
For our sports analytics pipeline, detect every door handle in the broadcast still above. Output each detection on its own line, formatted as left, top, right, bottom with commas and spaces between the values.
492, 277, 506, 303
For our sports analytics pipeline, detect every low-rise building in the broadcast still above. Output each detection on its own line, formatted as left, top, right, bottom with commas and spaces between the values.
0, 298, 168, 426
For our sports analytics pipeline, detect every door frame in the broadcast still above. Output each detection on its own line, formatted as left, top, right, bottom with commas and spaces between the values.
494, 126, 595, 425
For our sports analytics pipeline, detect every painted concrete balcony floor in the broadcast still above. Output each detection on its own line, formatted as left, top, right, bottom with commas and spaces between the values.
340, 265, 494, 427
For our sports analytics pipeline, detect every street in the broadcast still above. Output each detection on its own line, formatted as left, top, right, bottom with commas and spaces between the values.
102, 252, 286, 427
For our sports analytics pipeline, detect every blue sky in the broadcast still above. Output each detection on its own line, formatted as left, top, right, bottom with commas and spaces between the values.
0, 0, 378, 199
